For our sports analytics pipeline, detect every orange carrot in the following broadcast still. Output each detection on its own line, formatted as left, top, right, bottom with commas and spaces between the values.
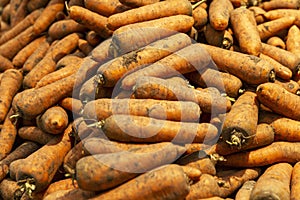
59, 97, 83, 116
291, 161, 300, 200
199, 43, 275, 85
0, 55, 14, 72
263, 9, 300, 21
208, 0, 233, 31
192, 3, 208, 30
69, 5, 112, 39
48, 19, 87, 40
286, 24, 300, 58
248, 6, 267, 24
89, 164, 190, 200
9, 0, 29, 27
268, 117, 300, 142
250, 163, 292, 200
0, 178, 21, 200
43, 188, 96, 200
119, 0, 160, 7
266, 36, 286, 49
18, 126, 57, 145
84, 0, 130, 17
78, 39, 93, 56
42, 178, 78, 198
203, 24, 234, 49
82, 98, 201, 122
274, 78, 300, 94
85, 31, 102, 47
235, 180, 256, 200
261, 0, 300, 10
26, 0, 48, 12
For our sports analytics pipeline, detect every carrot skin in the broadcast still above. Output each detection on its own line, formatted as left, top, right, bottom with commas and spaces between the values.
208, 0, 233, 31
291, 161, 300, 200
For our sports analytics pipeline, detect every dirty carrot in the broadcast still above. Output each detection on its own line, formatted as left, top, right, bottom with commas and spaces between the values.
180, 165, 202, 182
42, 178, 78, 198
15, 124, 72, 195
75, 142, 185, 191
78, 39, 94, 56
230, 7, 261, 56
250, 163, 292, 200
291, 161, 300, 200
203, 23, 234, 49
59, 97, 83, 116
235, 180, 256, 200
0, 55, 14, 72
248, 6, 266, 24
0, 178, 21, 200
119, 0, 160, 7
286, 25, 300, 58
111, 15, 194, 56
9, 0, 29, 27
82, 98, 201, 122
96, 32, 192, 87
192, 3, 208, 30
266, 36, 286, 49
43, 188, 96, 200
48, 19, 87, 40
221, 91, 259, 148
85, 31, 102, 47
263, 9, 300, 21
84, 0, 130, 17
261, 0, 300, 10
199, 43, 275, 85
208, 0, 233, 31
268, 117, 300, 142
26, 0, 48, 12
256, 82, 300, 120
274, 78, 300, 94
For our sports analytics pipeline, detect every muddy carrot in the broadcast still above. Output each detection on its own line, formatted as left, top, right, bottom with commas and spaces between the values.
82, 98, 201, 122
15, 124, 72, 195
9, 0, 29, 27
261, 0, 300, 10
69, 5, 112, 39
85, 0, 130, 17
274, 78, 300, 94
26, 0, 49, 12
43, 188, 96, 200
111, 15, 194, 56
0, 178, 22, 200
266, 36, 286, 49
203, 24, 234, 49
119, 0, 160, 7
286, 25, 300, 58
268, 117, 300, 142
199, 43, 275, 85
78, 39, 93, 56
208, 0, 233, 31
235, 180, 256, 200
0, 55, 14, 72
32, 0, 65, 35
257, 16, 295, 41
250, 163, 292, 200
48, 19, 87, 40
291, 161, 300, 200
229, 0, 248, 7
18, 126, 57, 145
248, 6, 266, 24
192, 3, 208, 30
263, 9, 300, 21
75, 142, 185, 191
59, 97, 83, 116
42, 178, 78, 198
230, 6, 262, 56
180, 165, 202, 182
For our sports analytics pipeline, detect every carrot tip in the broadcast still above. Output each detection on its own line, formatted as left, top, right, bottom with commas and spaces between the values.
16, 178, 36, 199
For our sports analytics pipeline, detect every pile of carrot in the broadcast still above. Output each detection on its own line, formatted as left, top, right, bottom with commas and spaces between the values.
1, 0, 300, 199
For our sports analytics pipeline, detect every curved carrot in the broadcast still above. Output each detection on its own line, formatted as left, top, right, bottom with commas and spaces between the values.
84, 0, 130, 17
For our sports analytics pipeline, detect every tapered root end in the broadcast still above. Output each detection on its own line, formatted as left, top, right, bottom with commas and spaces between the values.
269, 69, 276, 82
225, 129, 251, 149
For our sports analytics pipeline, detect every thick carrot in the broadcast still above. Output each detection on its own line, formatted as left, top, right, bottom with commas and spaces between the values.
36, 106, 69, 135
0, 178, 21, 200
235, 180, 256, 200
119, 0, 160, 7
111, 15, 194, 56
266, 36, 286, 49
85, 30, 102, 47
230, 7, 262, 56
32, 0, 65, 35
180, 165, 202, 182
256, 82, 300, 120
15, 124, 72, 195
75, 142, 185, 191
263, 9, 300, 21
261, 0, 300, 10
259, 52, 292, 80
43, 188, 96, 200
203, 24, 234, 50
208, 0, 233, 31
250, 163, 292, 200
12, 73, 76, 120
107, 0, 192, 31
59, 97, 83, 116
18, 126, 56, 145
192, 3, 208, 30
9, 159, 24, 181
274, 78, 300, 94
291, 161, 300, 200
0, 141, 40, 183
286, 25, 300, 58
9, 0, 29, 27
214, 123, 274, 155
97, 32, 192, 87
257, 16, 295, 41
95, 114, 218, 143
186, 168, 261, 199
221, 91, 259, 148
69, 5, 112, 39
48, 19, 87, 40
88, 164, 190, 200
199, 43, 275, 85
84, 0, 130, 17
0, 8, 42, 45
82, 98, 201, 122
42, 178, 78, 198
78, 39, 93, 56
268, 117, 300, 141
0, 55, 14, 72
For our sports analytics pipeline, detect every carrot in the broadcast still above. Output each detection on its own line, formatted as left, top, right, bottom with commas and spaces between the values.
48, 19, 87, 40
0, 55, 14, 72
199, 43, 275, 85
261, 0, 300, 10
186, 168, 261, 199
75, 142, 185, 191
72, 117, 104, 141
15, 124, 72, 195
291, 161, 300, 200
221, 91, 259, 148
274, 78, 300, 94
85, 30, 102, 47
78, 39, 93, 56
26, 0, 49, 12
12, 73, 76, 120
256, 82, 300, 120
257, 16, 295, 41
263, 8, 300, 21
229, 0, 248, 7
12, 35, 46, 68
32, 0, 65, 35
132, 76, 231, 113
68, 5, 112, 39
185, 69, 243, 98
59, 97, 83, 116
107, 0, 192, 31
0, 178, 21, 200
0, 141, 40, 183
68, 0, 84, 7
208, 0, 233, 31
9, 0, 29, 27
0, 8, 42, 46
235, 180, 256, 200
0, 0, 9, 8
119, 0, 160, 7
111, 15, 194, 56
180, 165, 202, 182
63, 140, 86, 176
266, 36, 286, 49
84, 0, 130, 17
36, 106, 69, 135
9, 159, 24, 181
192, 3, 208, 30
82, 98, 201, 122
286, 25, 300, 58
248, 6, 266, 24
250, 163, 292, 200
259, 53, 292, 80
203, 24, 234, 50
18, 126, 57, 145
23, 33, 80, 89
267, 117, 300, 142
230, 7, 262, 56
22, 39, 50, 74
43, 188, 96, 200
41, 178, 78, 198
88, 164, 190, 200
94, 114, 218, 144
